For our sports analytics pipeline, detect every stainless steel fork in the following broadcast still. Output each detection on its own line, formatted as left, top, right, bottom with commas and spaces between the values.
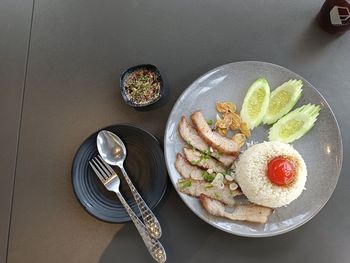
89, 156, 166, 263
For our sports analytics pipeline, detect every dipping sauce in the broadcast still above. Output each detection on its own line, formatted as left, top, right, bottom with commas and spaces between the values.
267, 157, 296, 186
124, 69, 161, 105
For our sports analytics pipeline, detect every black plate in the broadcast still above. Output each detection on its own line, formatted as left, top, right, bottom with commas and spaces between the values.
72, 124, 167, 223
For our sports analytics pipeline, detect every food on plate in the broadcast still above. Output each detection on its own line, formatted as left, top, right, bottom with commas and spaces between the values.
176, 108, 274, 223
216, 112, 239, 130
175, 153, 227, 184
175, 153, 203, 180
191, 111, 240, 155
216, 101, 236, 113
239, 122, 251, 138
263, 79, 303, 125
229, 182, 238, 190
177, 179, 241, 206
267, 157, 296, 186
175, 109, 272, 223
240, 78, 270, 129
235, 141, 307, 208
269, 104, 321, 143
232, 133, 246, 148
215, 102, 251, 138
178, 116, 236, 167
123, 68, 161, 105
183, 148, 226, 173
229, 114, 242, 131
174, 77, 319, 225
200, 194, 273, 224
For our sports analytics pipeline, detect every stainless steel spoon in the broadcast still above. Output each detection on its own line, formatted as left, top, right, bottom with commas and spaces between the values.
97, 130, 162, 239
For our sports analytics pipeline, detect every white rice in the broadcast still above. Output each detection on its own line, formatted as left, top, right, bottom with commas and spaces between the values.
235, 141, 307, 208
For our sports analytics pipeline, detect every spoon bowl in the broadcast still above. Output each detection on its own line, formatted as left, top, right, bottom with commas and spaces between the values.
97, 130, 127, 166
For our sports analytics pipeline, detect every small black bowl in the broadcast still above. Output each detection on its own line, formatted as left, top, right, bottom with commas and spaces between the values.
120, 64, 164, 109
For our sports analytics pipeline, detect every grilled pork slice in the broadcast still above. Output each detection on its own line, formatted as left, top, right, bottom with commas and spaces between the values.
200, 194, 273, 224
175, 153, 203, 180
178, 116, 236, 167
177, 179, 241, 206
183, 148, 226, 173
191, 111, 239, 155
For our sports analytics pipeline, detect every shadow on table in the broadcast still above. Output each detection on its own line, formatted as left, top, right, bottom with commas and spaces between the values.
98, 187, 338, 263
98, 185, 212, 263
291, 16, 346, 61
98, 222, 156, 263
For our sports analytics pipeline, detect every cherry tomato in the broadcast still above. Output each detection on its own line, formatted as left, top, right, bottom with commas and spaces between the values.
267, 157, 296, 186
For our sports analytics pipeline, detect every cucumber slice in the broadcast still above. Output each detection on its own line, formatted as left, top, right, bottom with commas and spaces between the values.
240, 78, 270, 129
269, 104, 321, 143
263, 79, 303, 125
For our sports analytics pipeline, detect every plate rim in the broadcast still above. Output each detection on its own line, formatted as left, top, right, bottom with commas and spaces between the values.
164, 60, 343, 237
71, 123, 168, 223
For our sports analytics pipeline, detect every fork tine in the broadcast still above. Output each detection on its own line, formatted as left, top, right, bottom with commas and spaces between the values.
98, 155, 115, 174
91, 158, 109, 180
94, 157, 113, 177
89, 161, 106, 183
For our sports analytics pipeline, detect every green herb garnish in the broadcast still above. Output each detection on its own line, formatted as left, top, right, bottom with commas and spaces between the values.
191, 159, 201, 165
200, 150, 211, 161
201, 171, 215, 182
204, 184, 214, 190
178, 179, 192, 189
214, 193, 221, 199
207, 119, 214, 126
191, 150, 211, 165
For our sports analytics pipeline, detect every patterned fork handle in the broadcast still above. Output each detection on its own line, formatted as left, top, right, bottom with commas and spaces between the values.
120, 166, 162, 239
115, 191, 166, 263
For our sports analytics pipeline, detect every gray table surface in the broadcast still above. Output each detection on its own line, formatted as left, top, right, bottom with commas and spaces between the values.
0, 1, 34, 262
1, 0, 349, 262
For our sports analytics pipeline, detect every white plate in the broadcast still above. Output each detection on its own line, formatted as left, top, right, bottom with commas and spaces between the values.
164, 61, 343, 237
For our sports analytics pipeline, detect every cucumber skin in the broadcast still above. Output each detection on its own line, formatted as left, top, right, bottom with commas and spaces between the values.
269, 104, 320, 143
240, 78, 270, 129
263, 79, 303, 125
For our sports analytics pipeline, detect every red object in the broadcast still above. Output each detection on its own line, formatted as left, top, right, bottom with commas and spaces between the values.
267, 157, 296, 186
318, 0, 350, 34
